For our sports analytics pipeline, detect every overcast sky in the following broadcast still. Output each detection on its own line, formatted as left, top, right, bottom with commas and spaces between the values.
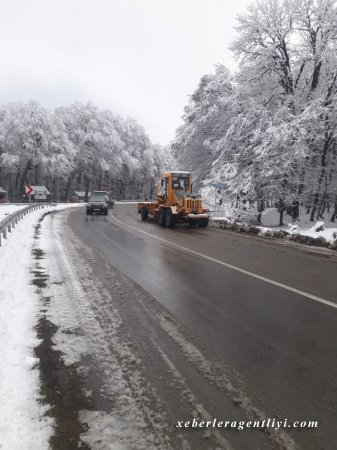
0, 0, 252, 145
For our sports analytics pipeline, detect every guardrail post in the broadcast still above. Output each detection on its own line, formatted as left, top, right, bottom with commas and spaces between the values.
3, 228, 7, 238
12, 220, 15, 229
8, 224, 11, 233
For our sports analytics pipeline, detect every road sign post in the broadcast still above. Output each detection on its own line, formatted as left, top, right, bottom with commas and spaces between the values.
25, 185, 33, 204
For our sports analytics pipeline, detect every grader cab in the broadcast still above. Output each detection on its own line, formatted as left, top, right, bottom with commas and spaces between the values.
138, 171, 209, 228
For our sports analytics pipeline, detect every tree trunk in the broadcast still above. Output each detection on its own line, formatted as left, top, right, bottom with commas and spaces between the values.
317, 200, 326, 220
63, 172, 75, 202
292, 201, 299, 221
18, 161, 33, 202
84, 173, 91, 201
310, 130, 334, 221
330, 197, 337, 222
97, 167, 102, 190
279, 209, 284, 226
310, 201, 317, 222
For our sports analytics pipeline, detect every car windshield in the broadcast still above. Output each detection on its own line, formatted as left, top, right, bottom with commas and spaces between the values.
91, 196, 106, 202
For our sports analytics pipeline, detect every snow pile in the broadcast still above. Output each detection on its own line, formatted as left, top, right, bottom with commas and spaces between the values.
211, 207, 337, 248
311, 221, 325, 232
288, 223, 299, 233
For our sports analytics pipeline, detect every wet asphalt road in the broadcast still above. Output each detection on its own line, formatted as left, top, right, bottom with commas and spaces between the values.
68, 204, 337, 450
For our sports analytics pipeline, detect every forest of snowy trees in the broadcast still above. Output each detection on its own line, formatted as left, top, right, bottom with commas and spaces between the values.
0, 101, 170, 201
172, 0, 337, 223
1, 0, 336, 222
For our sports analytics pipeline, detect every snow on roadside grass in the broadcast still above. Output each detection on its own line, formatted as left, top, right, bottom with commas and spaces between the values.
0, 203, 81, 450
0, 208, 53, 450
0, 204, 29, 222
211, 207, 337, 245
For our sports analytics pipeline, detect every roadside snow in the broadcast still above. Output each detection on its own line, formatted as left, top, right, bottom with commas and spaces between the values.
212, 207, 337, 244
310, 221, 325, 232
0, 203, 81, 450
38, 210, 173, 449
37, 212, 140, 449
0, 204, 28, 222
0, 208, 53, 450
293, 225, 337, 243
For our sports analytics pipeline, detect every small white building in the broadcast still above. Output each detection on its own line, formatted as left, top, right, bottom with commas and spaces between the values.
73, 191, 91, 202
31, 186, 50, 201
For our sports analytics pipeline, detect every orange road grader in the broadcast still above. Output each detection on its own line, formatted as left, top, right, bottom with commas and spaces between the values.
138, 171, 209, 228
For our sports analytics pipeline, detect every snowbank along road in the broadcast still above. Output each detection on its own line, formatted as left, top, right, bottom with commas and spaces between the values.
2, 203, 336, 449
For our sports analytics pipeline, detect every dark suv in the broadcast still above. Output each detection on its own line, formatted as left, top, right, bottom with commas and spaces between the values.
86, 195, 108, 215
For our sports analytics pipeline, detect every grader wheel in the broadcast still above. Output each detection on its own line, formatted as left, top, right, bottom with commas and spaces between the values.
159, 208, 166, 226
165, 210, 176, 228
141, 206, 149, 221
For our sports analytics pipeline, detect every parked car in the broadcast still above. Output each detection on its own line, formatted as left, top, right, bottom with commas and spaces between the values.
86, 194, 108, 215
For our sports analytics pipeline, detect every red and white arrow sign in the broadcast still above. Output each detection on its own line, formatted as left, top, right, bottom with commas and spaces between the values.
25, 185, 33, 195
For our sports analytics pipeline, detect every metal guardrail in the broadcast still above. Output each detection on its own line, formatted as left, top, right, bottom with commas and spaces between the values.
0, 204, 47, 247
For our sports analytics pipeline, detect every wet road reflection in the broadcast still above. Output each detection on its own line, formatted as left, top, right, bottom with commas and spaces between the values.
69, 208, 337, 450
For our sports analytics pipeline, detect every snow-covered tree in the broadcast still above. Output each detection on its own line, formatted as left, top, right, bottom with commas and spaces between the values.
0, 101, 74, 200
172, 0, 337, 223
0, 101, 169, 201
172, 65, 235, 191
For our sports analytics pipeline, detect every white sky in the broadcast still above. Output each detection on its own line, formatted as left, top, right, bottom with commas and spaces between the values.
0, 0, 252, 145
